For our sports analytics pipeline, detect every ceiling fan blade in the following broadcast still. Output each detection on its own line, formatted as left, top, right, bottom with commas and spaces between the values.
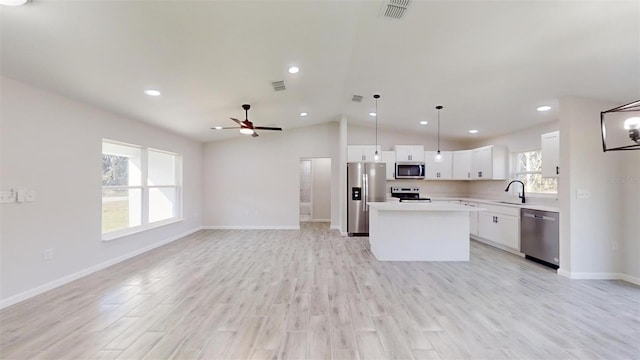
229, 117, 243, 126
253, 126, 283, 131
211, 126, 241, 130
252, 131, 259, 137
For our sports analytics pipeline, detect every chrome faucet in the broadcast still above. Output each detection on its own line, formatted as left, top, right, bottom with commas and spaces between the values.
505, 180, 526, 203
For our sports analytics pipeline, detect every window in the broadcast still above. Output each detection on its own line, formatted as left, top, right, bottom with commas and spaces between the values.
514, 150, 558, 195
102, 140, 181, 239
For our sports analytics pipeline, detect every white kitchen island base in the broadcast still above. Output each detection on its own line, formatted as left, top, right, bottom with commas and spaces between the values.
368, 202, 479, 261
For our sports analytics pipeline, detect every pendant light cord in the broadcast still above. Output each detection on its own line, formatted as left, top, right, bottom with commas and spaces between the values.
437, 108, 440, 153
375, 97, 378, 149
436, 105, 443, 154
374, 94, 380, 157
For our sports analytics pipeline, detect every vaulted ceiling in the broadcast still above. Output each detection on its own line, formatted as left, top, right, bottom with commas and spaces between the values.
1, 1, 638, 142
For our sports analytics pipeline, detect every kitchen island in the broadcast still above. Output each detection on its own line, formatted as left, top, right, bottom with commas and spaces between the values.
367, 202, 482, 261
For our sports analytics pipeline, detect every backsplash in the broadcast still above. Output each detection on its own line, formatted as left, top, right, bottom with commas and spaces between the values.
467, 180, 560, 207
386, 180, 470, 198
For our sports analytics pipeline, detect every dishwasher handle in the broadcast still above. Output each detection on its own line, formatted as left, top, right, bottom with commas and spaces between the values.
523, 212, 557, 221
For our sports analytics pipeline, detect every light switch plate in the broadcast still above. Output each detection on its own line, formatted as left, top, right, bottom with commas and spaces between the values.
0, 191, 14, 204
576, 189, 590, 199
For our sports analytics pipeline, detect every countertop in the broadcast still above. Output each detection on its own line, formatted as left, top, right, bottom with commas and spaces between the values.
431, 197, 560, 213
369, 202, 483, 212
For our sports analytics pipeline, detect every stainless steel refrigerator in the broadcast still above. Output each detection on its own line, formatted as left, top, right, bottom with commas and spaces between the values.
347, 162, 387, 235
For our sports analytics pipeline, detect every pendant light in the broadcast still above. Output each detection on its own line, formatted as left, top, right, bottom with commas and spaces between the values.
374, 94, 381, 161
434, 105, 444, 162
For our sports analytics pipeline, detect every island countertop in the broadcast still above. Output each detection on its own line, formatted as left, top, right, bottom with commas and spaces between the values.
368, 202, 484, 212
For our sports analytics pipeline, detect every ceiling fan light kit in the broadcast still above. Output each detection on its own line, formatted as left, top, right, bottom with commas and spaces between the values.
211, 104, 283, 138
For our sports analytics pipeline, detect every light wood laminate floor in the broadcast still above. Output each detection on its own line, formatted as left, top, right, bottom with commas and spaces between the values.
1, 222, 639, 359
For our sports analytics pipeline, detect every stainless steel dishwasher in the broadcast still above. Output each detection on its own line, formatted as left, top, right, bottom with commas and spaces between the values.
521, 208, 559, 269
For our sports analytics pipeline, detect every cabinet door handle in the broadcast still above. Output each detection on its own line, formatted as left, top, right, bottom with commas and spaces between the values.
556, 166, 559, 175
362, 155, 365, 161
409, 155, 412, 161
468, 172, 471, 178
478, 171, 483, 178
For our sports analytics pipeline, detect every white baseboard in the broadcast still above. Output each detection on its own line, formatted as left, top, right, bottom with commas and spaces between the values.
202, 225, 300, 230
557, 269, 640, 286
0, 227, 202, 310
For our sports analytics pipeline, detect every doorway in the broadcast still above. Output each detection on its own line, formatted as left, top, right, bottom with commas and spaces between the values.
299, 158, 331, 223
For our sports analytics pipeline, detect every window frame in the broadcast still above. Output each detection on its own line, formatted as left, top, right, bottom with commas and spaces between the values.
102, 139, 183, 241
511, 149, 558, 198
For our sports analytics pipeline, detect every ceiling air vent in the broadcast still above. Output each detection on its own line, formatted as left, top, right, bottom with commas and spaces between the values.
271, 80, 286, 91
352, 95, 363, 102
383, 0, 411, 19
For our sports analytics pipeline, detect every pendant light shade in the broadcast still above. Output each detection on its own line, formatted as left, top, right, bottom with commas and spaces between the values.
374, 94, 381, 161
434, 105, 444, 162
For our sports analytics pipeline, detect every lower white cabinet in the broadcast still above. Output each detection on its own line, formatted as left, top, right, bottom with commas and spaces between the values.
461, 201, 479, 236
477, 211, 519, 250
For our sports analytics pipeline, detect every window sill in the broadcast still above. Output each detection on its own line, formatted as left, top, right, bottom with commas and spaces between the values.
102, 218, 183, 242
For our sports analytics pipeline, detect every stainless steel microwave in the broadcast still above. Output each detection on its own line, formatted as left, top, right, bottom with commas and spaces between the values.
395, 162, 425, 179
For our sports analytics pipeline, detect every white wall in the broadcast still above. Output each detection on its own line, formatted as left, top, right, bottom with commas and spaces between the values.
559, 96, 639, 282
466, 121, 560, 205
311, 158, 331, 221
0, 77, 203, 306
202, 122, 340, 229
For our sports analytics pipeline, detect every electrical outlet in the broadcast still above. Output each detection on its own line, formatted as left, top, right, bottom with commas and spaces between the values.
25, 190, 36, 202
576, 189, 590, 199
42, 248, 54, 261
0, 191, 14, 204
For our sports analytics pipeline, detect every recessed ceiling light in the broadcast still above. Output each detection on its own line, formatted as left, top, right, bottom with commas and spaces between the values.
288, 66, 299, 74
214, 126, 223, 130
0, 0, 28, 6
537, 105, 551, 112
144, 89, 161, 96
299, 112, 308, 117
469, 129, 479, 134
420, 121, 428, 125
369, 112, 376, 117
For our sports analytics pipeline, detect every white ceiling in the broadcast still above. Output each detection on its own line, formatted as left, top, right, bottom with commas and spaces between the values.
1, 0, 638, 142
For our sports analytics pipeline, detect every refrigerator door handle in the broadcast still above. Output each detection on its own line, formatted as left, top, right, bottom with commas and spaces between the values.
363, 173, 368, 211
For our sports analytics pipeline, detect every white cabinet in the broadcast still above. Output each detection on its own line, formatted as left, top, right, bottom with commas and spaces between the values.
476, 204, 520, 250
424, 151, 453, 180
393, 145, 425, 162
470, 145, 508, 180
452, 150, 472, 180
347, 145, 381, 162
381, 151, 396, 180
461, 201, 479, 236
541, 131, 560, 178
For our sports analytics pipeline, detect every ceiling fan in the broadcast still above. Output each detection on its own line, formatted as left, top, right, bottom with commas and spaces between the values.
212, 104, 283, 137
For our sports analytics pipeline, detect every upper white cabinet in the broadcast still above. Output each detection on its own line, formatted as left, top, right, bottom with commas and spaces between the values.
541, 131, 560, 178
452, 150, 472, 180
424, 151, 453, 180
393, 145, 425, 162
381, 151, 396, 180
470, 145, 507, 180
347, 145, 381, 162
